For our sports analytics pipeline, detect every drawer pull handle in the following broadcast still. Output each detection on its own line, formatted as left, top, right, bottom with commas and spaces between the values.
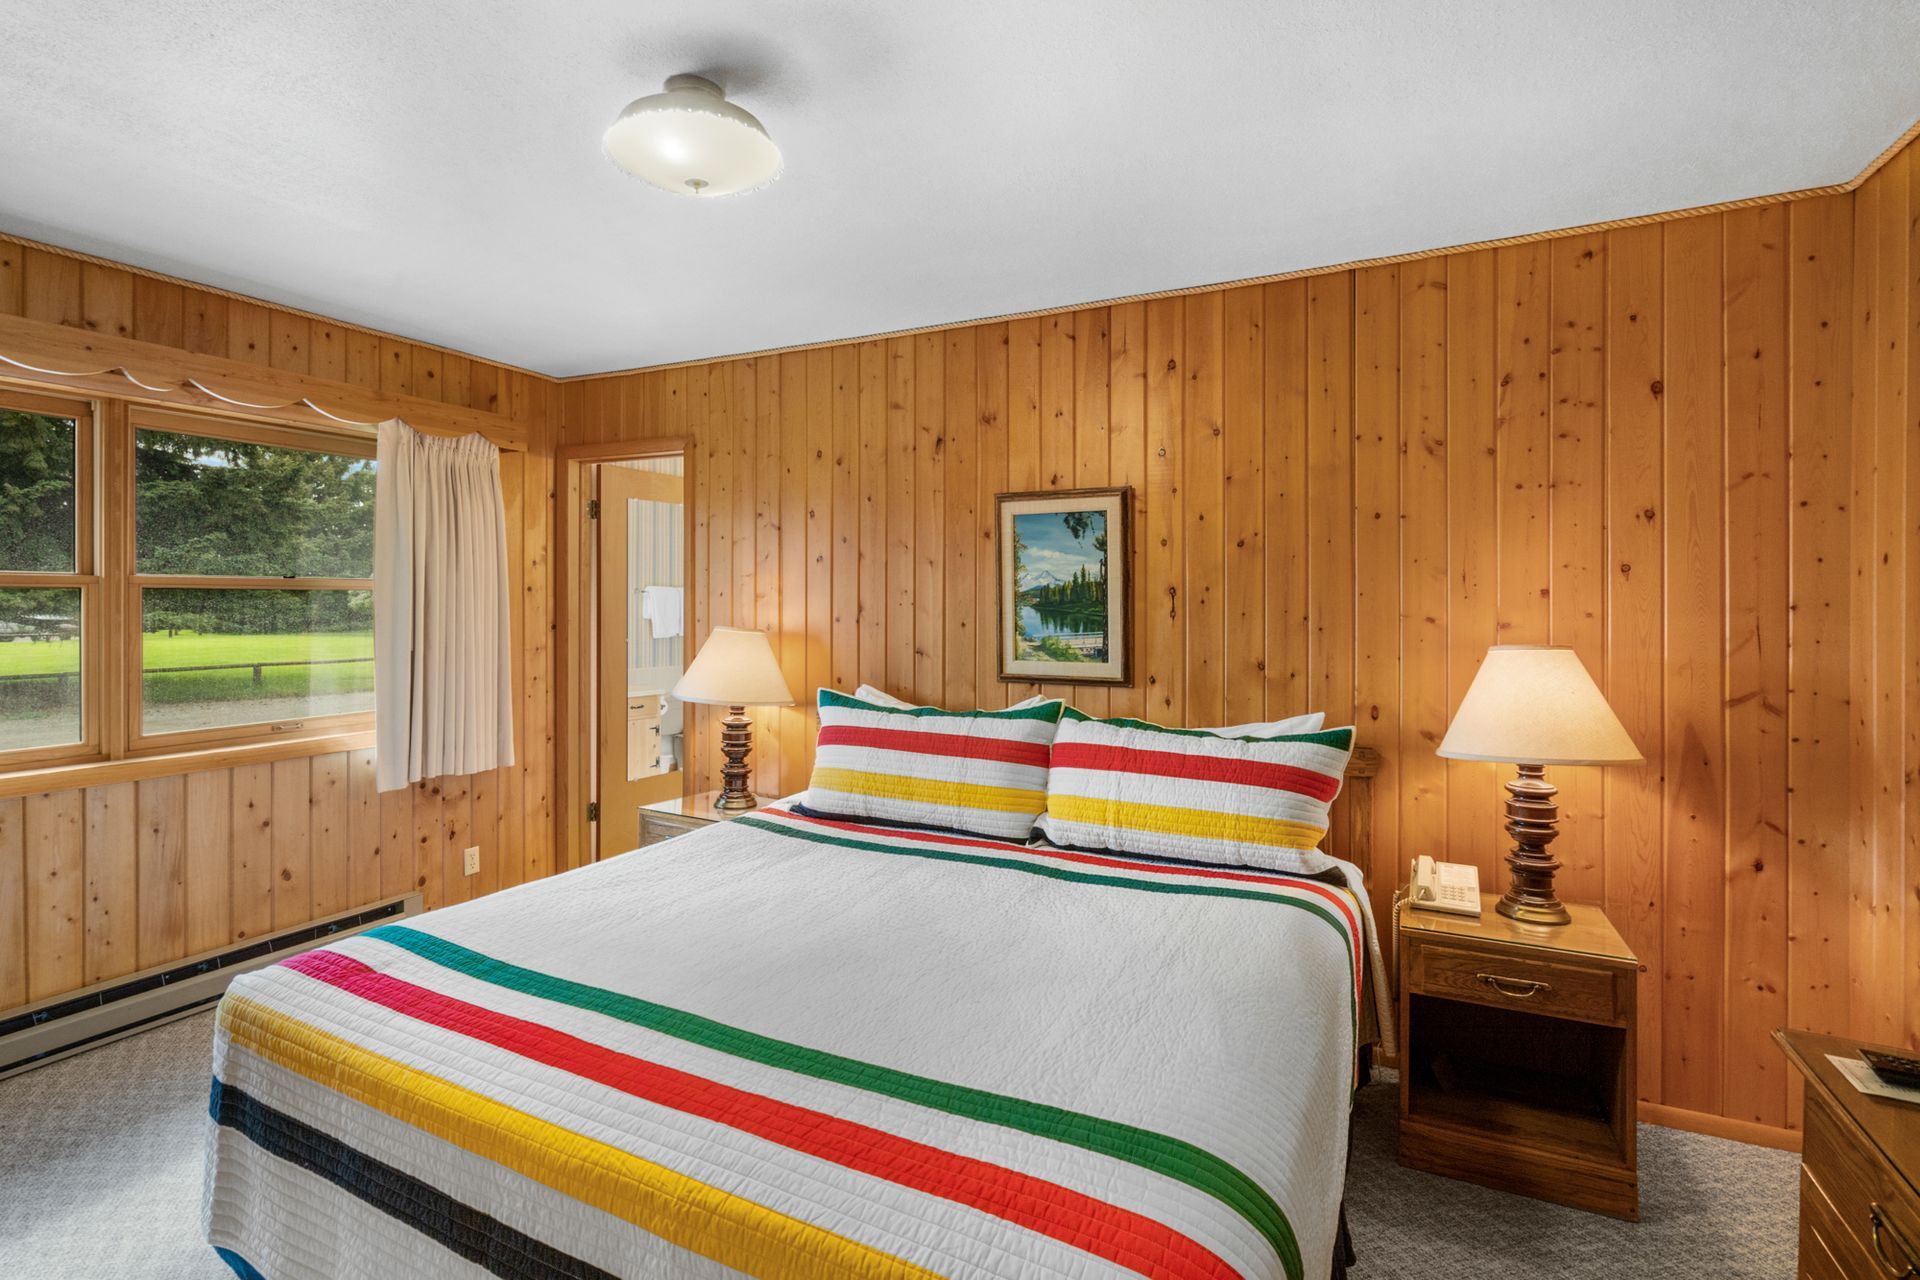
1871, 1203, 1920, 1278
1476, 972, 1552, 999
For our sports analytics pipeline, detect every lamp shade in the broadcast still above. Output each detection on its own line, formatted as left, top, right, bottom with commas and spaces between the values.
672, 627, 794, 707
1437, 645, 1641, 766
603, 74, 782, 197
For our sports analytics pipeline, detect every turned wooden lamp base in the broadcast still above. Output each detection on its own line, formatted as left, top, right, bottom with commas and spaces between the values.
1495, 762, 1571, 926
713, 706, 759, 811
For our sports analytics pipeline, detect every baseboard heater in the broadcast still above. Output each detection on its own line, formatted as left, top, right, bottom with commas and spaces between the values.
0, 893, 422, 1081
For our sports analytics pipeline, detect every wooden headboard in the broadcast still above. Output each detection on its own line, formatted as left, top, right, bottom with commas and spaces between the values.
1342, 747, 1381, 881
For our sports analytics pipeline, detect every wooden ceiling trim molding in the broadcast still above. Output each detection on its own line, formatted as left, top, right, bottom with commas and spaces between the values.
0, 230, 545, 381
0, 312, 531, 449
562, 115, 1920, 383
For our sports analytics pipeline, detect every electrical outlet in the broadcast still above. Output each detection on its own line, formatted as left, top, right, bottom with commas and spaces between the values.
463, 846, 480, 877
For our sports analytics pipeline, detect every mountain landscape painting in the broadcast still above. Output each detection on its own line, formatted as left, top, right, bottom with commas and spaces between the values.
996, 488, 1130, 685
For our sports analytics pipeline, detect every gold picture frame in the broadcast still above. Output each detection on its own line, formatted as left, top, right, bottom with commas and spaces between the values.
995, 487, 1131, 686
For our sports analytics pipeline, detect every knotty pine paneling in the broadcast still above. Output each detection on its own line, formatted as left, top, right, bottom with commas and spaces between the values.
0, 237, 558, 1011
558, 136, 1920, 1132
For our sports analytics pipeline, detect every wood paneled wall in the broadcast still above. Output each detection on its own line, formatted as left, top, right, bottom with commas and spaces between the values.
0, 236, 558, 1010
558, 137, 1920, 1131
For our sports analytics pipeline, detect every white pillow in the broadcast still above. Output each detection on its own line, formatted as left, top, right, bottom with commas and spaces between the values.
1203, 711, 1325, 737
854, 684, 1053, 713
853, 686, 1320, 735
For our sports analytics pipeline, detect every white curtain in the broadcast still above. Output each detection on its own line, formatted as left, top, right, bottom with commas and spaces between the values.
374, 419, 515, 792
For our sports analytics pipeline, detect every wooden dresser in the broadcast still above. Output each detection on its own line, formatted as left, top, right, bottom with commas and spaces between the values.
1777, 1030, 1920, 1279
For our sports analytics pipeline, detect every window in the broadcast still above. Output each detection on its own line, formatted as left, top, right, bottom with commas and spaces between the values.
0, 392, 95, 766
0, 394, 377, 769
130, 413, 375, 750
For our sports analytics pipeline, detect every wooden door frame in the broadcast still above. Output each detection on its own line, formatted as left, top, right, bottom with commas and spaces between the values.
554, 438, 694, 873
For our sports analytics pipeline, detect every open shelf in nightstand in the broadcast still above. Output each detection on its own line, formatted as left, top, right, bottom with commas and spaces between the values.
1404, 993, 1629, 1164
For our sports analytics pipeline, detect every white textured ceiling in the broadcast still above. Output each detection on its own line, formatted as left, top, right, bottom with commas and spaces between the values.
2, 2, 1915, 377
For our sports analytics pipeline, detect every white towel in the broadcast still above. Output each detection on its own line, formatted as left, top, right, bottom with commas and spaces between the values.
640, 585, 684, 639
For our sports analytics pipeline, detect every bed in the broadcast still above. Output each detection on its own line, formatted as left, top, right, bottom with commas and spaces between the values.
204, 753, 1386, 1280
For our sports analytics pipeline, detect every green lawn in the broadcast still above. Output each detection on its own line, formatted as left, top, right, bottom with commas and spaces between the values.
0, 630, 374, 710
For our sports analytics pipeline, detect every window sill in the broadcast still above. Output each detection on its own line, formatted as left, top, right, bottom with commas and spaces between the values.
0, 729, 378, 800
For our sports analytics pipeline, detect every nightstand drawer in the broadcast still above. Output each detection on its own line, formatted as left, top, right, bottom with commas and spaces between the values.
1407, 937, 1624, 1025
637, 811, 708, 847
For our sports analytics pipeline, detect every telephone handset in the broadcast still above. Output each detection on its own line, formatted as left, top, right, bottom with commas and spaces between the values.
1408, 855, 1482, 917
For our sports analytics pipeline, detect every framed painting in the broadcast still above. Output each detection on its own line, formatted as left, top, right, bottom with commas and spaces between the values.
995, 486, 1131, 686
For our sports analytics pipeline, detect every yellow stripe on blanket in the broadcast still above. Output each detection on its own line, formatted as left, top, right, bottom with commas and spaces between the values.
809, 767, 1045, 815
1047, 795, 1328, 849
218, 995, 942, 1280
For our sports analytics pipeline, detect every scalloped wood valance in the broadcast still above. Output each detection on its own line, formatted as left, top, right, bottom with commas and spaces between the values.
0, 313, 531, 450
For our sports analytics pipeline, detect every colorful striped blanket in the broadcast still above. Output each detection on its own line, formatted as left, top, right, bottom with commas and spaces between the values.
204, 803, 1387, 1280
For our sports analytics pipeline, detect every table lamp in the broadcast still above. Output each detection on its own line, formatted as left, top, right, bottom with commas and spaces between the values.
670, 627, 795, 811
1437, 645, 1642, 925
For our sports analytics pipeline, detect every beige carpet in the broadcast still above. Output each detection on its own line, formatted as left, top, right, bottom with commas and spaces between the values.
0, 1013, 1800, 1278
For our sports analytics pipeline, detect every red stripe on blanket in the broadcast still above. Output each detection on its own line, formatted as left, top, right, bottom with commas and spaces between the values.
1049, 743, 1342, 802
815, 724, 1051, 768
281, 949, 1248, 1280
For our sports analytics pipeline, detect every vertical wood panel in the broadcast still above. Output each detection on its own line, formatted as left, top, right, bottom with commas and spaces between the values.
82, 782, 137, 984
1400, 258, 1449, 871
779, 353, 809, 771
1604, 223, 1668, 1101
1661, 213, 1727, 1114
1261, 283, 1309, 723
1784, 197, 1855, 1066
1549, 234, 1608, 906
1143, 298, 1186, 723
976, 325, 1010, 707
1352, 265, 1400, 883
0, 798, 24, 1007
1221, 288, 1264, 725
913, 336, 945, 707
184, 770, 231, 955
230, 763, 274, 942
270, 758, 312, 930
944, 329, 979, 710
1184, 292, 1226, 724
24, 791, 82, 1001
135, 776, 185, 969
1722, 204, 1791, 1125
1305, 275, 1354, 853
885, 341, 915, 699
309, 753, 350, 917
1862, 147, 1909, 1051
806, 348, 836, 765
1108, 303, 1148, 723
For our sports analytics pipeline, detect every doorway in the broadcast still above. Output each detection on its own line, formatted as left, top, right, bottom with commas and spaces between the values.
558, 444, 691, 867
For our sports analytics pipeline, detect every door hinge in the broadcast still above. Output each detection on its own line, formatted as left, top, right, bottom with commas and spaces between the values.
586, 498, 601, 519
586, 801, 600, 823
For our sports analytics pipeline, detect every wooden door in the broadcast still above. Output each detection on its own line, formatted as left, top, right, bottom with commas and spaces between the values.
596, 464, 688, 859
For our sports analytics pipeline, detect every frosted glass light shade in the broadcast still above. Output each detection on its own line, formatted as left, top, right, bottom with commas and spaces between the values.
1437, 645, 1641, 766
603, 75, 782, 197
672, 627, 794, 707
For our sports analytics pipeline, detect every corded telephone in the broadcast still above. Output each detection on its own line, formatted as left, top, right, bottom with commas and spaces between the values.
1408, 855, 1482, 917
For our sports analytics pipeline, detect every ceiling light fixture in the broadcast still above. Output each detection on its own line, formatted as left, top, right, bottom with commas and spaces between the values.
603, 74, 782, 197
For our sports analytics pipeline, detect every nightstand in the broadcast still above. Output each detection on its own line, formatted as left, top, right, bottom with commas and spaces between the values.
635, 789, 777, 848
1397, 894, 1640, 1219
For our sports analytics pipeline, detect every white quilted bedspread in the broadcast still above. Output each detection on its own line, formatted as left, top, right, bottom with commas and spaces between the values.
204, 803, 1385, 1280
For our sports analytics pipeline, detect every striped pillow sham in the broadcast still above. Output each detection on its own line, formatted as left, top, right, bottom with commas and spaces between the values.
804, 689, 1066, 840
1036, 712, 1356, 874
